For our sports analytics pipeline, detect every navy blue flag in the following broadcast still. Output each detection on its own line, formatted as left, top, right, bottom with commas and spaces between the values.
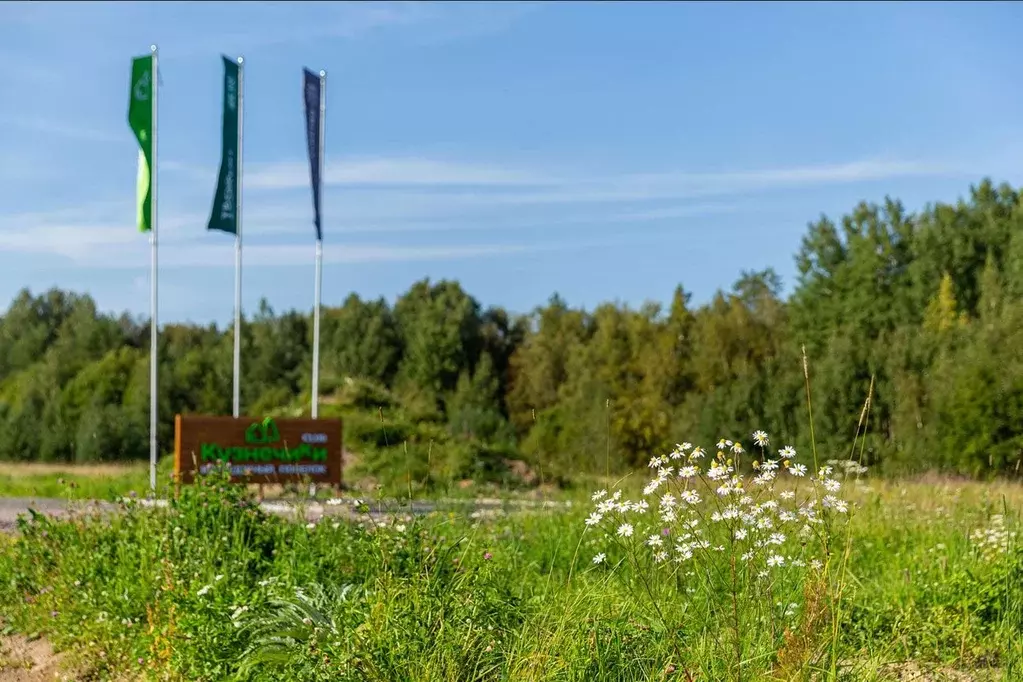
303, 68, 323, 241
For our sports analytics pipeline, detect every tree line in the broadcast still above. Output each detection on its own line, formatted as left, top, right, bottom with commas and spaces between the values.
1, 178, 1022, 481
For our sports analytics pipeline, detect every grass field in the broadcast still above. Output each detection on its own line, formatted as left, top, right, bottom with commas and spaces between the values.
0, 458, 549, 504
0, 461, 152, 500
0, 442, 1020, 682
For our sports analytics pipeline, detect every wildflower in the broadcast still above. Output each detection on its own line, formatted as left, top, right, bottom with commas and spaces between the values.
197, 585, 211, 597
679, 490, 701, 505
678, 465, 699, 479
779, 491, 795, 500
660, 508, 677, 523
689, 447, 706, 460
768, 532, 786, 546
788, 464, 807, 477
761, 459, 780, 472
593, 553, 606, 564
653, 551, 668, 562
810, 559, 823, 571
647, 535, 663, 547
643, 480, 661, 496
766, 554, 785, 567
716, 438, 732, 450
591, 490, 607, 501
735, 528, 748, 540
707, 464, 730, 481
660, 493, 676, 508
823, 478, 841, 492
306, 522, 316, 530
483, 552, 492, 561
752, 430, 769, 447
731, 442, 745, 455
617, 524, 634, 538
585, 512, 603, 527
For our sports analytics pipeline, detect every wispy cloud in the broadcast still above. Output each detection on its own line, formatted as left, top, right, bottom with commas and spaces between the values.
243, 155, 959, 198
245, 156, 556, 190
0, 116, 122, 144
164, 2, 537, 59
0, 154, 969, 261
0, 204, 209, 260
69, 242, 533, 269
237, 199, 741, 237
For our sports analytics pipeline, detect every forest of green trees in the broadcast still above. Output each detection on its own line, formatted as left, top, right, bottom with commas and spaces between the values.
1, 178, 1022, 486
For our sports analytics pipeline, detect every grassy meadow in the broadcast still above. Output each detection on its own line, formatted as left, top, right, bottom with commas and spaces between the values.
0, 461, 153, 500
0, 447, 1020, 681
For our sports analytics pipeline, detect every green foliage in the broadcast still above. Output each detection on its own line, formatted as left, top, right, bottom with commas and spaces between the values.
3, 179, 1023, 482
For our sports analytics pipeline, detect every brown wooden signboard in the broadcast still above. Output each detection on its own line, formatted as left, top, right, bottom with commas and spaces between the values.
174, 415, 342, 485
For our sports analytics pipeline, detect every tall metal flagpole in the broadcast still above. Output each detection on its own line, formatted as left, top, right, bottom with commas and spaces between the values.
149, 44, 159, 492
311, 70, 326, 420
233, 56, 244, 418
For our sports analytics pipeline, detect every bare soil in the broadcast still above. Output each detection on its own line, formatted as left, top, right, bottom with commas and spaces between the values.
0, 635, 74, 682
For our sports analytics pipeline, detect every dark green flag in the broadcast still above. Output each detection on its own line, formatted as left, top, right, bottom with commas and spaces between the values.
208, 55, 240, 234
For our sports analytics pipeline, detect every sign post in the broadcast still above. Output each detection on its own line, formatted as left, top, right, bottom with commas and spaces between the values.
174, 415, 342, 486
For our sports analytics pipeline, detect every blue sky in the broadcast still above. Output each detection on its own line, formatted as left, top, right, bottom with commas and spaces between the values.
2, 1, 1023, 326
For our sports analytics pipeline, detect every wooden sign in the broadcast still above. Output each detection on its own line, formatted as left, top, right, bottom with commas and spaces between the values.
174, 415, 342, 485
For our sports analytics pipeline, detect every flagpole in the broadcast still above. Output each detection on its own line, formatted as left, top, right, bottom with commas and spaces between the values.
149, 43, 159, 493
311, 69, 326, 420
233, 55, 244, 419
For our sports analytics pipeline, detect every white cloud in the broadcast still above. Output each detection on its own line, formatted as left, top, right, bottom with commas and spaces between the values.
163, 2, 536, 59
245, 156, 555, 190
0, 117, 122, 143
243, 155, 959, 199
0, 154, 970, 261
237, 199, 740, 237
65, 242, 532, 269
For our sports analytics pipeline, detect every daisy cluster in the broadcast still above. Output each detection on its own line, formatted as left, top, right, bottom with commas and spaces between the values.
970, 514, 1017, 562
586, 431, 863, 573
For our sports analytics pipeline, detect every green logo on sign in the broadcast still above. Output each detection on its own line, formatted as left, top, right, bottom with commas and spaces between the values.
245, 417, 280, 445
199, 416, 327, 466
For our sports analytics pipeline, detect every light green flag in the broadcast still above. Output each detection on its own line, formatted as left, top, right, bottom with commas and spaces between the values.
128, 55, 154, 233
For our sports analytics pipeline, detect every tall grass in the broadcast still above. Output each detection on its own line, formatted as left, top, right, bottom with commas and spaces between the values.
0, 466, 1019, 680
